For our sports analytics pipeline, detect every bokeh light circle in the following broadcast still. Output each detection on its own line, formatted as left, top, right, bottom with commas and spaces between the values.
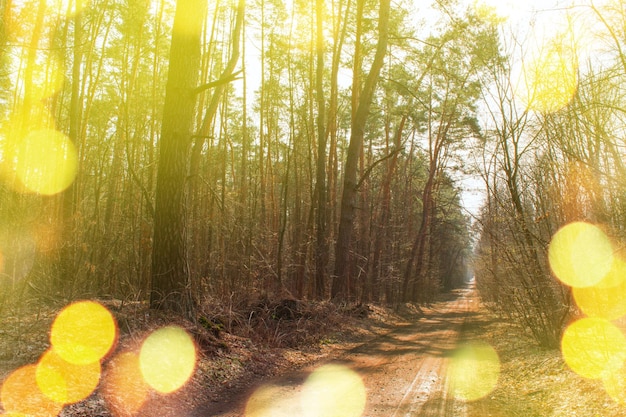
245, 384, 301, 417
548, 222, 614, 288
102, 351, 150, 416
35, 349, 101, 404
0, 364, 63, 417
603, 361, 626, 404
139, 326, 197, 394
561, 317, 626, 379
572, 257, 626, 320
50, 300, 117, 365
447, 340, 500, 401
300, 364, 366, 417
14, 129, 78, 195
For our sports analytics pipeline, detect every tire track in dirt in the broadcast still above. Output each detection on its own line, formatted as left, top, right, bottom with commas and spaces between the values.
361, 284, 478, 417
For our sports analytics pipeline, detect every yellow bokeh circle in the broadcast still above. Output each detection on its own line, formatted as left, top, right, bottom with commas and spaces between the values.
300, 364, 366, 417
139, 326, 197, 394
447, 340, 500, 401
0, 364, 63, 417
35, 349, 101, 404
245, 384, 301, 417
14, 129, 78, 195
572, 257, 626, 320
561, 317, 626, 379
50, 301, 117, 365
548, 222, 614, 288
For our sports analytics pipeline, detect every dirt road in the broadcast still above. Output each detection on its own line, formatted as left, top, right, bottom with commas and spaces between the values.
193, 284, 483, 417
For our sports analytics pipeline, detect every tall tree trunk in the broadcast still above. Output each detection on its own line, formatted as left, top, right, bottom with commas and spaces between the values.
58, 0, 83, 292
327, 0, 350, 274
313, 0, 327, 299
150, 0, 206, 314
368, 115, 405, 302
403, 111, 451, 302
332, 0, 390, 300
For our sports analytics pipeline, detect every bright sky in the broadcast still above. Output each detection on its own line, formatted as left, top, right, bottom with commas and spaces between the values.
455, 0, 618, 220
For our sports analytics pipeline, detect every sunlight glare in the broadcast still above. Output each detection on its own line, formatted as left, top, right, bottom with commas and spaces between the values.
0, 364, 63, 417
245, 384, 301, 417
14, 129, 78, 195
171, 1, 205, 38
47, 0, 90, 17
561, 317, 626, 379
35, 349, 101, 404
602, 360, 626, 404
517, 39, 578, 113
548, 222, 614, 288
447, 341, 500, 401
0, 230, 36, 283
139, 325, 197, 394
102, 351, 150, 416
50, 301, 117, 365
300, 364, 366, 417
572, 257, 626, 320
472, 0, 517, 20
22, 55, 65, 102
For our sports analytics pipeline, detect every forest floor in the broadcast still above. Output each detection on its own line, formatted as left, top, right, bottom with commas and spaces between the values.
0, 283, 625, 416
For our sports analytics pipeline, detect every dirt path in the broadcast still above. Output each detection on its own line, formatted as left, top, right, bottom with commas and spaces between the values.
192, 284, 483, 417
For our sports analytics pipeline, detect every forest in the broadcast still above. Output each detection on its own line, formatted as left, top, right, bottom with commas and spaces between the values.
0, 0, 626, 402
0, 0, 489, 316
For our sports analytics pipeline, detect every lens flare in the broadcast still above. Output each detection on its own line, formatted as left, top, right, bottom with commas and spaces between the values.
572, 257, 626, 320
0, 230, 36, 283
520, 46, 578, 113
0, 364, 63, 417
472, 0, 516, 20
35, 349, 101, 404
513, 21, 579, 115
447, 341, 500, 401
102, 351, 150, 416
50, 301, 117, 365
14, 129, 78, 195
548, 222, 614, 288
22, 55, 65, 102
139, 326, 197, 394
245, 384, 301, 417
0, 104, 58, 192
603, 361, 626, 404
300, 364, 366, 417
47, 0, 90, 18
561, 317, 626, 379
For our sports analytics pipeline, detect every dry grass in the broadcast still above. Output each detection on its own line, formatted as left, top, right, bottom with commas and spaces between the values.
7, 292, 621, 417
0, 296, 413, 416
463, 310, 625, 417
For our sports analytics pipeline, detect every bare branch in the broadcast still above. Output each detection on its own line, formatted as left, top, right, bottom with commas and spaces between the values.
356, 147, 402, 190
191, 70, 242, 96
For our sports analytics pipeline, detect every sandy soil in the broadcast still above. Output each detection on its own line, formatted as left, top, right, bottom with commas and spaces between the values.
191, 285, 481, 417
